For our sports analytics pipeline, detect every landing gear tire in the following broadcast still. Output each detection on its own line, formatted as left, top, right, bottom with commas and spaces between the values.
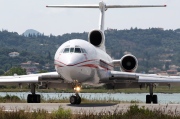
70, 95, 81, 104
146, 95, 151, 104
76, 96, 81, 104
27, 94, 41, 103
146, 95, 158, 104
70, 95, 77, 104
152, 95, 158, 104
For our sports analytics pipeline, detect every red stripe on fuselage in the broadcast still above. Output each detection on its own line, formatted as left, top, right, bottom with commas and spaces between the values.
100, 59, 113, 68
79, 64, 99, 69
54, 59, 98, 66
55, 64, 111, 70
54, 59, 113, 70
55, 64, 63, 67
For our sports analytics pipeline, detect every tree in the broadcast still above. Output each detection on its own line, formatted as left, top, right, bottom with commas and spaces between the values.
0, 69, 5, 75
4, 67, 26, 76
47, 51, 52, 60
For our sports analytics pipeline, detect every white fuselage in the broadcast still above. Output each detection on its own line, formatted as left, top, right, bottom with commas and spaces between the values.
54, 39, 113, 84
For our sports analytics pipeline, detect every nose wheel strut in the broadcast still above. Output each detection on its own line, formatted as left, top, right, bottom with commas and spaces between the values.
70, 81, 82, 104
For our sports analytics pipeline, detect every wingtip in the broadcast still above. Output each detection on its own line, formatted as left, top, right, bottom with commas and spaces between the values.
164, 5, 167, 7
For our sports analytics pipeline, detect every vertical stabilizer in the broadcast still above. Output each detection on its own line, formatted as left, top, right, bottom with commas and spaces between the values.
47, 2, 166, 51
98, 1, 106, 32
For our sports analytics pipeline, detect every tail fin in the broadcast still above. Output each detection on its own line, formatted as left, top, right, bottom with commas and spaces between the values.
47, 2, 166, 51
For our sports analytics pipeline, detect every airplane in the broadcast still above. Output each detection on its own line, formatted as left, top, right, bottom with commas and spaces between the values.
0, 1, 179, 104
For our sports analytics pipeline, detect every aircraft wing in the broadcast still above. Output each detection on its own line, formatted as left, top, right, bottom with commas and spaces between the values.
110, 71, 180, 83
0, 72, 63, 84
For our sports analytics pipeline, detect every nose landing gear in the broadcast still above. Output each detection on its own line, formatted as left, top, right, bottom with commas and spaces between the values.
70, 92, 81, 104
70, 81, 82, 104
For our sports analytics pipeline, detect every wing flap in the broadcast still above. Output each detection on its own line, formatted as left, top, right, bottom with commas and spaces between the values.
110, 71, 139, 81
138, 74, 180, 83
110, 71, 180, 83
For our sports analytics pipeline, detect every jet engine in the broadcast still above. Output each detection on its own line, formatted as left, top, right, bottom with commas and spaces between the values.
88, 30, 104, 47
120, 54, 138, 72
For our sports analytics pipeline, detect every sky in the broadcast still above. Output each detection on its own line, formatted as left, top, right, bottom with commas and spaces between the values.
0, 0, 179, 36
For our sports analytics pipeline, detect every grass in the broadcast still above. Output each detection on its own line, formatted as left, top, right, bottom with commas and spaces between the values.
0, 105, 179, 119
0, 106, 71, 119
0, 85, 179, 93
0, 94, 25, 103
0, 94, 141, 104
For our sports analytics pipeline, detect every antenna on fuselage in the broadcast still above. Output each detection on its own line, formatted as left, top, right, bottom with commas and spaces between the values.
46, 1, 166, 33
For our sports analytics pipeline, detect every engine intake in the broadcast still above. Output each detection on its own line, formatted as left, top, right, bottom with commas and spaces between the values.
120, 54, 138, 72
88, 30, 104, 47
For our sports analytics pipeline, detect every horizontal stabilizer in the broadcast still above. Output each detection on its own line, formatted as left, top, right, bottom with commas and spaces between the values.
46, 5, 166, 9
107, 5, 166, 8
46, 5, 99, 8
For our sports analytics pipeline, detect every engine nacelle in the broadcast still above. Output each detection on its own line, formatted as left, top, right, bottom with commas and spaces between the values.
88, 30, 104, 47
120, 54, 138, 72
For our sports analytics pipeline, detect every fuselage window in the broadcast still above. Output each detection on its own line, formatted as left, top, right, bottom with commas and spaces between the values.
75, 48, 81, 53
70, 48, 74, 53
63, 48, 70, 53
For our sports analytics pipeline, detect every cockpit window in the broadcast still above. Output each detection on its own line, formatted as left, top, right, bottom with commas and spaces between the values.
62, 47, 87, 54
70, 48, 74, 53
63, 48, 70, 53
75, 48, 81, 53
59, 49, 64, 53
81, 48, 87, 53
81, 49, 84, 53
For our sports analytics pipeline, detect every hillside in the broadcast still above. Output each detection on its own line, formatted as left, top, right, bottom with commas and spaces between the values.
0, 28, 180, 73
22, 29, 41, 37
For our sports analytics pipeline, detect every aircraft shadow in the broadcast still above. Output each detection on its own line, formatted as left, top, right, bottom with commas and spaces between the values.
67, 103, 118, 107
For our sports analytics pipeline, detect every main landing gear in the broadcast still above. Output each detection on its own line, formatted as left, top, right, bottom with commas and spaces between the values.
70, 81, 82, 104
146, 83, 158, 104
27, 83, 41, 103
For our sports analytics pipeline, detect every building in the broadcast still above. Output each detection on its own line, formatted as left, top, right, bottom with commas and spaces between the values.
9, 52, 20, 57
167, 69, 178, 75
148, 67, 161, 74
21, 61, 39, 74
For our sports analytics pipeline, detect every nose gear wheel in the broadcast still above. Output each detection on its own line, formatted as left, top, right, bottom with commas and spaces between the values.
70, 80, 82, 104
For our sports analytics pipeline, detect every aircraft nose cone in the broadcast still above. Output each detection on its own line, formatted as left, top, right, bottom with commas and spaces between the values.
58, 54, 87, 82
63, 54, 85, 66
